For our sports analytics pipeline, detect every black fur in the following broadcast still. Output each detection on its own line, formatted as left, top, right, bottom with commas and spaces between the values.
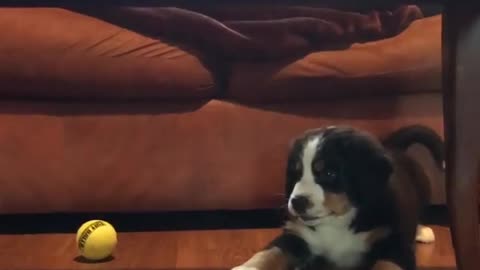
317, 128, 393, 209
382, 125, 444, 168
266, 125, 444, 270
267, 232, 312, 268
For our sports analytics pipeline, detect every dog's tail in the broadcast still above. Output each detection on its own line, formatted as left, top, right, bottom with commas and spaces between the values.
382, 125, 444, 169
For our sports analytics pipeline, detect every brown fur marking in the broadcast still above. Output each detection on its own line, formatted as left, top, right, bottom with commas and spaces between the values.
312, 159, 325, 173
323, 192, 351, 215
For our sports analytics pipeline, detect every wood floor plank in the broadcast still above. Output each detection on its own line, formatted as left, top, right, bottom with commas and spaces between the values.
417, 226, 456, 270
0, 226, 455, 270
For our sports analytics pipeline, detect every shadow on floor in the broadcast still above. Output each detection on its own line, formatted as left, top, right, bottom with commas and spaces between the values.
0, 205, 449, 234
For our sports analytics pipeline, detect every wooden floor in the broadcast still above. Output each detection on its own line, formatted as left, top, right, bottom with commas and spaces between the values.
0, 225, 455, 270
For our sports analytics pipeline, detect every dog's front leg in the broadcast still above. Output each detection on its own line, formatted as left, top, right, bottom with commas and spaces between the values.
232, 233, 311, 270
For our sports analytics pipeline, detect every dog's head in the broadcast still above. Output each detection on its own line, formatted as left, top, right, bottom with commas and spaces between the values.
286, 126, 393, 226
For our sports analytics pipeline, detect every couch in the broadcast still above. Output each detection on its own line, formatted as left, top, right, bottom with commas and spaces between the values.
0, 6, 443, 214
7, 3, 480, 270
0, 4, 453, 270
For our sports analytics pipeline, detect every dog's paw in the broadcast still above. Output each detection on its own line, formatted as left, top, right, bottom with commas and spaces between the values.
416, 225, 435, 244
231, 265, 260, 270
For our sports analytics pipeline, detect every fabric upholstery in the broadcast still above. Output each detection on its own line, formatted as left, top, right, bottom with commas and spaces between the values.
0, 8, 216, 100
0, 7, 445, 214
227, 15, 441, 102
0, 94, 442, 213
71, 5, 423, 61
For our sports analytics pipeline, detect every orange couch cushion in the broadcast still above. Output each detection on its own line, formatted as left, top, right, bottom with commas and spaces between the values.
227, 15, 442, 102
0, 8, 216, 100
0, 94, 442, 214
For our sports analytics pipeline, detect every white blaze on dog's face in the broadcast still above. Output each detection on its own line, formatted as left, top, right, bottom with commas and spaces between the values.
288, 137, 331, 223
286, 126, 392, 227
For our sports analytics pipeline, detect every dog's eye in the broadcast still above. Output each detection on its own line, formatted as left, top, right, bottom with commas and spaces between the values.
325, 170, 337, 179
318, 169, 337, 183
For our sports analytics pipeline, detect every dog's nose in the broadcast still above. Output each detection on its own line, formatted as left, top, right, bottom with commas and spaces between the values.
291, 195, 311, 214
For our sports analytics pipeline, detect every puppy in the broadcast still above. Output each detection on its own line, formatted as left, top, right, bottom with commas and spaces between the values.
232, 125, 444, 270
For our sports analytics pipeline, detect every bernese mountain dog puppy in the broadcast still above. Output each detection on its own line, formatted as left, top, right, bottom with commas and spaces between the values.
232, 125, 444, 270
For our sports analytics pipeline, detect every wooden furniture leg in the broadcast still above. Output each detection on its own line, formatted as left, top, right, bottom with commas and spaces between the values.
442, 3, 480, 270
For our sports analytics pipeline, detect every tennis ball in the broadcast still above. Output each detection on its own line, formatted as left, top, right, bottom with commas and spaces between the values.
76, 220, 118, 261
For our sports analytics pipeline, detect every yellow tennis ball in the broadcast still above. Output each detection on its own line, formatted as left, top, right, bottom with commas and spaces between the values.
76, 220, 118, 261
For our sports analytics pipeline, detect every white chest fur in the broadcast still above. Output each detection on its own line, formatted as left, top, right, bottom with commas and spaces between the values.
285, 212, 373, 268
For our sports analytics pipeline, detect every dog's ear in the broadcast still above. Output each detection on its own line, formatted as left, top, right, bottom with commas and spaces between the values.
367, 152, 393, 199
370, 152, 393, 188
347, 151, 393, 207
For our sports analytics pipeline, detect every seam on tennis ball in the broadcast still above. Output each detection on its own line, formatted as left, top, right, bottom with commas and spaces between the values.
77, 220, 107, 251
